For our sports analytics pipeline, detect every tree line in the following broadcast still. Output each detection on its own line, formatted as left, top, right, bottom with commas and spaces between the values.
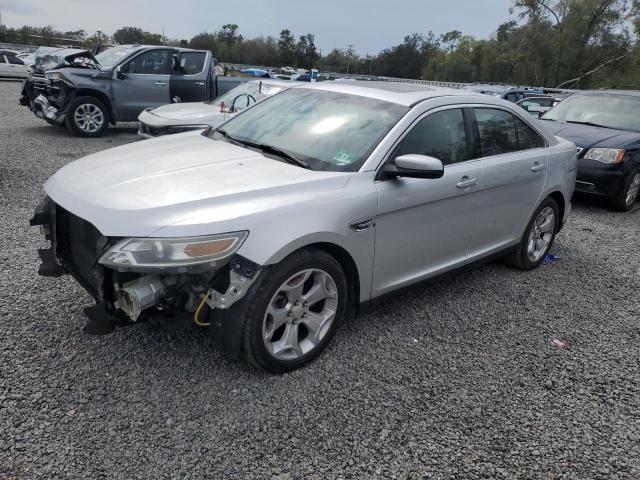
1, 0, 639, 88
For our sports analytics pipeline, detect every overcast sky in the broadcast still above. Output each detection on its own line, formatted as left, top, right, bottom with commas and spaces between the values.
2, 0, 516, 54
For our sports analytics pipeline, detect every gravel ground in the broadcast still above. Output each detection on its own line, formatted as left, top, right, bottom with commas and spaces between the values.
1, 79, 639, 480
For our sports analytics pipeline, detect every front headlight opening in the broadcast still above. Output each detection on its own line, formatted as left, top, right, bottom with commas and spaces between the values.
583, 148, 625, 164
45, 71, 62, 81
99, 231, 248, 271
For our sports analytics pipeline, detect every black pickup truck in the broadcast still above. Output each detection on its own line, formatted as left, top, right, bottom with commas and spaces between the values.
19, 45, 245, 137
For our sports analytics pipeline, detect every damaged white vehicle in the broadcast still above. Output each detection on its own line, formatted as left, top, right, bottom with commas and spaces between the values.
137, 79, 292, 138
32, 81, 577, 372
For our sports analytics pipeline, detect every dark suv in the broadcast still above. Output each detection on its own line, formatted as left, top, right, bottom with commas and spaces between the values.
541, 90, 640, 211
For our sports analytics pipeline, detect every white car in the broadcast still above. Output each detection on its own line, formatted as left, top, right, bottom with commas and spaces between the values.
138, 79, 292, 138
0, 50, 27, 79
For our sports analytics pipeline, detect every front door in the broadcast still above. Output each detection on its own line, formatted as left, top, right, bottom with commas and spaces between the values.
112, 48, 172, 121
466, 107, 549, 257
372, 107, 483, 297
170, 50, 211, 103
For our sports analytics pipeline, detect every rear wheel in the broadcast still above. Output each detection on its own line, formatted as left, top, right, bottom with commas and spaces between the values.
65, 96, 109, 137
610, 169, 640, 212
506, 197, 559, 271
241, 248, 348, 373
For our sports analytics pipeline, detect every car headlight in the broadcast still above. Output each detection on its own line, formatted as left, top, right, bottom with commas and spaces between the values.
45, 71, 62, 81
583, 148, 625, 164
99, 231, 248, 272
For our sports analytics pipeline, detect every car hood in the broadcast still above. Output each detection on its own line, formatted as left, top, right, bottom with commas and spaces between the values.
30, 47, 98, 73
142, 102, 228, 128
541, 120, 640, 149
45, 131, 351, 237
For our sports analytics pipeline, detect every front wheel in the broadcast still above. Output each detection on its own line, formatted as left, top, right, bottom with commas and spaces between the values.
65, 96, 109, 137
505, 197, 559, 271
610, 169, 640, 212
241, 248, 349, 373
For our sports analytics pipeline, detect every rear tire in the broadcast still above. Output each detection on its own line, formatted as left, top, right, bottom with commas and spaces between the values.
241, 248, 348, 373
609, 169, 640, 212
65, 96, 109, 138
505, 197, 559, 271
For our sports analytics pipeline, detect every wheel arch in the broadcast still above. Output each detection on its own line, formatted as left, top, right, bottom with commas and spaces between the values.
72, 89, 115, 124
547, 190, 566, 230
303, 242, 361, 317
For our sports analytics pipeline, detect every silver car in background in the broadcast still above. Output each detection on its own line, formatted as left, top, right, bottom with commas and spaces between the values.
0, 50, 27, 79
32, 81, 577, 372
137, 79, 292, 138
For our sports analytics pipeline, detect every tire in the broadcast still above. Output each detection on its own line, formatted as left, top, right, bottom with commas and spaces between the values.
64, 96, 109, 137
609, 169, 640, 212
505, 197, 560, 271
241, 248, 349, 373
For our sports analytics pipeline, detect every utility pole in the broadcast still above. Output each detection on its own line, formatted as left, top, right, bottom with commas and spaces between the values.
347, 44, 354, 75
162, 27, 165, 46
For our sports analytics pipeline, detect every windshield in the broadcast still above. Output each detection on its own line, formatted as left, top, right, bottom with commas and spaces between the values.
541, 93, 640, 132
209, 81, 287, 110
95, 46, 140, 68
208, 88, 408, 172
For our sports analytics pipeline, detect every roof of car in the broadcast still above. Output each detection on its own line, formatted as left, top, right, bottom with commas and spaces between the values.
302, 80, 483, 106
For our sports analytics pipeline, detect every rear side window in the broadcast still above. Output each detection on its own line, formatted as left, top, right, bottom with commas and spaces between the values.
177, 52, 206, 75
394, 108, 470, 166
125, 49, 171, 75
474, 108, 544, 157
0, 56, 6, 64
515, 116, 546, 149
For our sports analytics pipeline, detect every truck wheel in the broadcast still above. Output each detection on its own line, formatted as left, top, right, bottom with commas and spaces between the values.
505, 197, 559, 271
610, 169, 640, 212
241, 248, 349, 373
65, 96, 109, 137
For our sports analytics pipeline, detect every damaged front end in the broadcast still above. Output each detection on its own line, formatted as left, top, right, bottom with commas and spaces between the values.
20, 48, 99, 124
30, 198, 262, 345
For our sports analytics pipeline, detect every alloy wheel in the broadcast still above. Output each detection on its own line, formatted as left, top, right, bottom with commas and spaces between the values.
625, 173, 640, 207
74, 104, 104, 133
527, 206, 556, 262
262, 268, 338, 361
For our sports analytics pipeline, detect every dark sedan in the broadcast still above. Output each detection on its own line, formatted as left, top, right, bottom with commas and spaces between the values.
540, 90, 640, 211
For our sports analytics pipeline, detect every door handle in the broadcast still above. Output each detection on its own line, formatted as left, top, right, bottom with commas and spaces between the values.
194, 81, 205, 86
456, 177, 478, 188
531, 163, 546, 172
154, 81, 167, 86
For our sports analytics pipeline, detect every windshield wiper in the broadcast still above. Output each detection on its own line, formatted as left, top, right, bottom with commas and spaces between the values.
256, 144, 310, 169
565, 120, 613, 130
215, 130, 310, 169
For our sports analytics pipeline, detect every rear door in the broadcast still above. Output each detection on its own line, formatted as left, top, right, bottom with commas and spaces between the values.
0, 55, 10, 77
466, 107, 548, 258
170, 50, 211, 103
112, 48, 173, 121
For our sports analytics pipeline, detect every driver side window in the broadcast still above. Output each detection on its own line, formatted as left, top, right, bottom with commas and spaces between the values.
394, 108, 470, 166
125, 49, 171, 75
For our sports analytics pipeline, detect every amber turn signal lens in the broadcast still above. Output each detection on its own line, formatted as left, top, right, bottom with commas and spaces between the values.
184, 238, 236, 258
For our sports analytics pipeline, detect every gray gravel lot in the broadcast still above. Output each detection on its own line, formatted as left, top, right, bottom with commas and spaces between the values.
1, 79, 639, 480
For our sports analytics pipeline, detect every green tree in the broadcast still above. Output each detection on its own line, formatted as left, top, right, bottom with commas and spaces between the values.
277, 29, 296, 65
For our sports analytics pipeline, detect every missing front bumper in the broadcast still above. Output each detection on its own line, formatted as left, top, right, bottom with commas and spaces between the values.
34, 94, 65, 122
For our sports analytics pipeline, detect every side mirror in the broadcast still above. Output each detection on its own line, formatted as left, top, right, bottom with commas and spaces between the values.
115, 65, 126, 80
384, 154, 444, 179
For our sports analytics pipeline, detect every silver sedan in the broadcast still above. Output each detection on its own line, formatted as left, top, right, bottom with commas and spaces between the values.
33, 81, 577, 372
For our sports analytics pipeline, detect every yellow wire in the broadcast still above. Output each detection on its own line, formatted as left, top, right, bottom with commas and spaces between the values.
194, 289, 212, 327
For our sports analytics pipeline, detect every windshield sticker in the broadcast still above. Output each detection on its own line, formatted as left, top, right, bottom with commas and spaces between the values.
333, 149, 354, 165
